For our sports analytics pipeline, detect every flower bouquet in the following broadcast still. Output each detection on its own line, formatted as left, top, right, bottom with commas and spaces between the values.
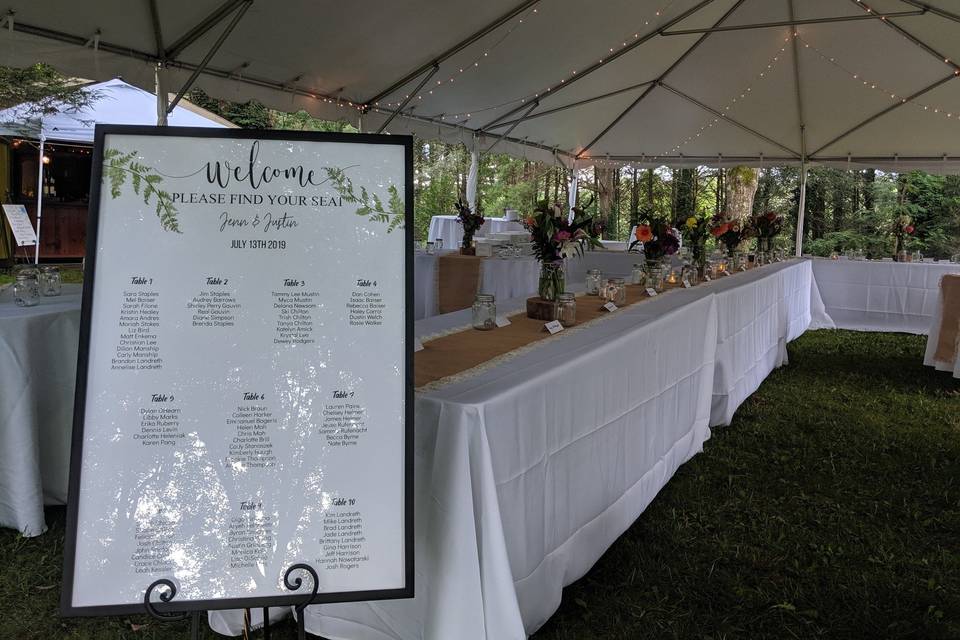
454, 198, 485, 255
710, 214, 753, 257
682, 214, 711, 276
523, 200, 603, 319
892, 214, 915, 261
751, 211, 783, 260
630, 219, 680, 259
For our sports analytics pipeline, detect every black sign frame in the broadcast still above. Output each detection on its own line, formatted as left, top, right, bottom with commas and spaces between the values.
61, 125, 415, 617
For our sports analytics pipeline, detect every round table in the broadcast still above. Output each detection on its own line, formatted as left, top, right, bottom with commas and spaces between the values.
0, 283, 82, 536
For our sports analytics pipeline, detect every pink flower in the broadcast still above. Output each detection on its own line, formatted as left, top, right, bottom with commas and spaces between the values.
553, 230, 571, 242
904, 224, 915, 234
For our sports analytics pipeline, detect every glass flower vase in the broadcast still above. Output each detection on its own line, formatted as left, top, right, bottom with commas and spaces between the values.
538, 262, 565, 302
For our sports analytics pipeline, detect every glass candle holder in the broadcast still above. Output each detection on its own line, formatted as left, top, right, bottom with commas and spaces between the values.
585, 269, 603, 295
556, 292, 576, 327
435, 238, 444, 252
426, 241, 435, 255
40, 265, 62, 296
472, 293, 496, 330
13, 273, 40, 307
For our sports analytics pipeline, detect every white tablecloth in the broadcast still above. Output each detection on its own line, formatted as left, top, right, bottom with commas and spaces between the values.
427, 216, 525, 249
923, 277, 960, 378
413, 253, 540, 320
811, 259, 960, 333
211, 260, 814, 639
0, 284, 82, 537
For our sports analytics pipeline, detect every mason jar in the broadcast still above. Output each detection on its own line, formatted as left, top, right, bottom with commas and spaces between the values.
585, 269, 603, 295
13, 273, 40, 307
40, 265, 62, 296
472, 293, 496, 330
630, 263, 645, 286
606, 277, 627, 305
556, 292, 576, 327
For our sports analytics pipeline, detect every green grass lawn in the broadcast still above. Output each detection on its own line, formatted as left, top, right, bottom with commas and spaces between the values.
0, 330, 957, 639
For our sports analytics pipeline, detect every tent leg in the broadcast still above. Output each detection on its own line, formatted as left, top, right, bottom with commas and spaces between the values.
794, 159, 807, 257
465, 145, 479, 212
34, 137, 44, 265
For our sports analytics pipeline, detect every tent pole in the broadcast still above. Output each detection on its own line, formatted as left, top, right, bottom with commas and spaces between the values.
34, 136, 44, 265
155, 64, 168, 126
795, 158, 807, 257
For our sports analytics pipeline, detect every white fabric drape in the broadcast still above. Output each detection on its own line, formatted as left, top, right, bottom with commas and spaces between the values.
466, 146, 479, 213
210, 260, 814, 640
427, 216, 525, 249
811, 259, 960, 333
923, 278, 960, 379
0, 284, 82, 536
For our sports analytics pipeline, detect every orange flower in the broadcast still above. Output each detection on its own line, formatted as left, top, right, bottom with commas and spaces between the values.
635, 224, 654, 242
524, 216, 537, 228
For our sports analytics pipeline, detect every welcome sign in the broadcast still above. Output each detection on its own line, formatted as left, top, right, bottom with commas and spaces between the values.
62, 126, 413, 615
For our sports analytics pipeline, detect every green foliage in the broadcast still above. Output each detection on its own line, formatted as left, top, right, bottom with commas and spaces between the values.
325, 166, 404, 233
188, 89, 271, 129
103, 148, 179, 233
0, 63, 99, 123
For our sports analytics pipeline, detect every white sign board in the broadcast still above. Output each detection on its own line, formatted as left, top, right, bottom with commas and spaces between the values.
2, 204, 37, 246
63, 126, 413, 615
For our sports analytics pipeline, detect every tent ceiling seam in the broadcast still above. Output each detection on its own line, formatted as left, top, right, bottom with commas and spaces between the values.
810, 71, 959, 156
659, 81, 801, 157
576, 0, 749, 158
480, 0, 721, 132
363, 0, 542, 107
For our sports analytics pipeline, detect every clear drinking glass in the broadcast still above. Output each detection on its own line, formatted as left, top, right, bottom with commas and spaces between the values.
586, 269, 603, 295
40, 265, 62, 296
471, 293, 496, 330
435, 238, 444, 252
426, 241, 435, 255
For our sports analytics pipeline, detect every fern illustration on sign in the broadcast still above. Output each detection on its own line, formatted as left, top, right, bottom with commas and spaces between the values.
324, 167, 405, 233
103, 148, 180, 233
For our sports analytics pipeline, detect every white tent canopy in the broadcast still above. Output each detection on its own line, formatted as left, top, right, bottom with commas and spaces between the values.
1, 0, 959, 172
0, 78, 233, 142
0, 77, 229, 262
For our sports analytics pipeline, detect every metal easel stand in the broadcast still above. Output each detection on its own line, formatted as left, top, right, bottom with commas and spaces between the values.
143, 579, 202, 640
143, 563, 322, 640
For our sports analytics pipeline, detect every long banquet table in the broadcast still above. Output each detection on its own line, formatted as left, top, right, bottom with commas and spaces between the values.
210, 259, 817, 639
811, 258, 960, 333
0, 284, 82, 537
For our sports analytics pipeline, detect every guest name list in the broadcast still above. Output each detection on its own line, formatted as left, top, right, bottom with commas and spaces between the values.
65, 130, 410, 613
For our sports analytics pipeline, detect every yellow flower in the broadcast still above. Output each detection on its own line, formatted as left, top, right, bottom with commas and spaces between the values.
685, 216, 698, 230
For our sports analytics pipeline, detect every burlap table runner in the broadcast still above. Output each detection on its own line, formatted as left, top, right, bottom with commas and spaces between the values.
934, 274, 960, 363
438, 253, 484, 314
415, 283, 676, 388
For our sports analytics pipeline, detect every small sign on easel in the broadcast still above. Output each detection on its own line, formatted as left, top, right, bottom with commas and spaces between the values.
2, 204, 37, 247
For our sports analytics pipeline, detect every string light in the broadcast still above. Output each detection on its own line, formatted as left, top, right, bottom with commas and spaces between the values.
796, 32, 960, 121
384, 0, 679, 123
664, 35, 793, 156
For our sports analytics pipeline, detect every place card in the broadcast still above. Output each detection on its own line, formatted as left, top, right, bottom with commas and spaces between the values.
704, 274, 712, 282
544, 320, 564, 334
682, 279, 691, 288
495, 315, 512, 328
722, 270, 732, 277
414, 338, 424, 352
602, 301, 618, 312
645, 287, 658, 297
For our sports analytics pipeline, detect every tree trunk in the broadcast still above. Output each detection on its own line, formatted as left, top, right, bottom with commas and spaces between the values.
723, 166, 760, 223
645, 169, 655, 210
596, 166, 617, 238
630, 167, 639, 219
675, 168, 696, 224
863, 168, 876, 211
